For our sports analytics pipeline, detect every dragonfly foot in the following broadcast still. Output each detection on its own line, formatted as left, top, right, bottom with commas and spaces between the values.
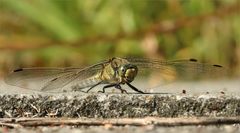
115, 84, 128, 94
120, 89, 128, 94
98, 84, 116, 93
97, 90, 104, 93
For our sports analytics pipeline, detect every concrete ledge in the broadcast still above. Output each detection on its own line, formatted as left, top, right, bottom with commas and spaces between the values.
0, 93, 240, 118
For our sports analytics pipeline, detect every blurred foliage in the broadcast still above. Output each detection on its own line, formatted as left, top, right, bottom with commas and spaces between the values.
0, 0, 240, 76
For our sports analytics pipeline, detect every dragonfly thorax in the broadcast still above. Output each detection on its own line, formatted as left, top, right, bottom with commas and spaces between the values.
118, 64, 138, 83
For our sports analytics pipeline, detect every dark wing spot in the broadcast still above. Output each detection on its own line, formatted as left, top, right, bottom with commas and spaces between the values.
213, 64, 223, 67
13, 68, 23, 72
189, 58, 198, 62
51, 78, 58, 81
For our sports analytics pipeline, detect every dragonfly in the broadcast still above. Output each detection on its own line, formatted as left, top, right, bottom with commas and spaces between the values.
4, 57, 226, 94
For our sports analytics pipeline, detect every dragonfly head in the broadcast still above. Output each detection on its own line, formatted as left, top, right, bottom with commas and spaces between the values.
118, 64, 138, 83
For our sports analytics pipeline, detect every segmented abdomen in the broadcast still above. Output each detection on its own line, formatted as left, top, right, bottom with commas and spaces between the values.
75, 76, 102, 89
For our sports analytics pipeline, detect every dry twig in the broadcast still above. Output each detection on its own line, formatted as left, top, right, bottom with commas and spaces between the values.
0, 122, 23, 128
1, 117, 240, 127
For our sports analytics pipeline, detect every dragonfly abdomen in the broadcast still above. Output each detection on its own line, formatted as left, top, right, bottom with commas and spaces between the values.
75, 76, 102, 89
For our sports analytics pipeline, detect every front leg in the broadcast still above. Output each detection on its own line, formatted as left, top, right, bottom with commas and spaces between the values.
126, 82, 145, 94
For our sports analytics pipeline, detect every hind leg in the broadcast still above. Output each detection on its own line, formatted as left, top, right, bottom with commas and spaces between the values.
86, 81, 103, 93
98, 84, 116, 93
98, 84, 127, 93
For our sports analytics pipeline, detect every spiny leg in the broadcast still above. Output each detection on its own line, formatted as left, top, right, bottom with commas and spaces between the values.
98, 84, 116, 93
86, 81, 103, 93
126, 82, 145, 94
99, 84, 128, 93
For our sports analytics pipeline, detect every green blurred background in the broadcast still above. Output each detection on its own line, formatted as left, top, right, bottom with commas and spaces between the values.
0, 0, 239, 77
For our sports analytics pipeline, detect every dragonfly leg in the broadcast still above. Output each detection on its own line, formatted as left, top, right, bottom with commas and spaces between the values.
86, 81, 103, 93
98, 84, 116, 93
126, 82, 145, 94
115, 84, 128, 94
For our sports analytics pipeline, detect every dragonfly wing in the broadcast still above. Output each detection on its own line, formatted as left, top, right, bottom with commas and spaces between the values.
125, 58, 228, 80
4, 62, 106, 91
4, 68, 72, 91
40, 72, 79, 91
43, 63, 106, 91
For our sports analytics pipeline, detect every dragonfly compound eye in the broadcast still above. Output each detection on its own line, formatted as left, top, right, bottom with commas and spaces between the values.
122, 64, 138, 83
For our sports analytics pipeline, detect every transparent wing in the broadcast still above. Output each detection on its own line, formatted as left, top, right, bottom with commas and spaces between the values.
5, 68, 74, 91
4, 61, 107, 91
125, 58, 228, 80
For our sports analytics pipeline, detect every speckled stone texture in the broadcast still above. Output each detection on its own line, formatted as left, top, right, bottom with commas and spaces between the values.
0, 93, 240, 118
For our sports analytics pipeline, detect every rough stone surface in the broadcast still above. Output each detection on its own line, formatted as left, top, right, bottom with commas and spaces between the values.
1, 125, 240, 133
1, 93, 240, 118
